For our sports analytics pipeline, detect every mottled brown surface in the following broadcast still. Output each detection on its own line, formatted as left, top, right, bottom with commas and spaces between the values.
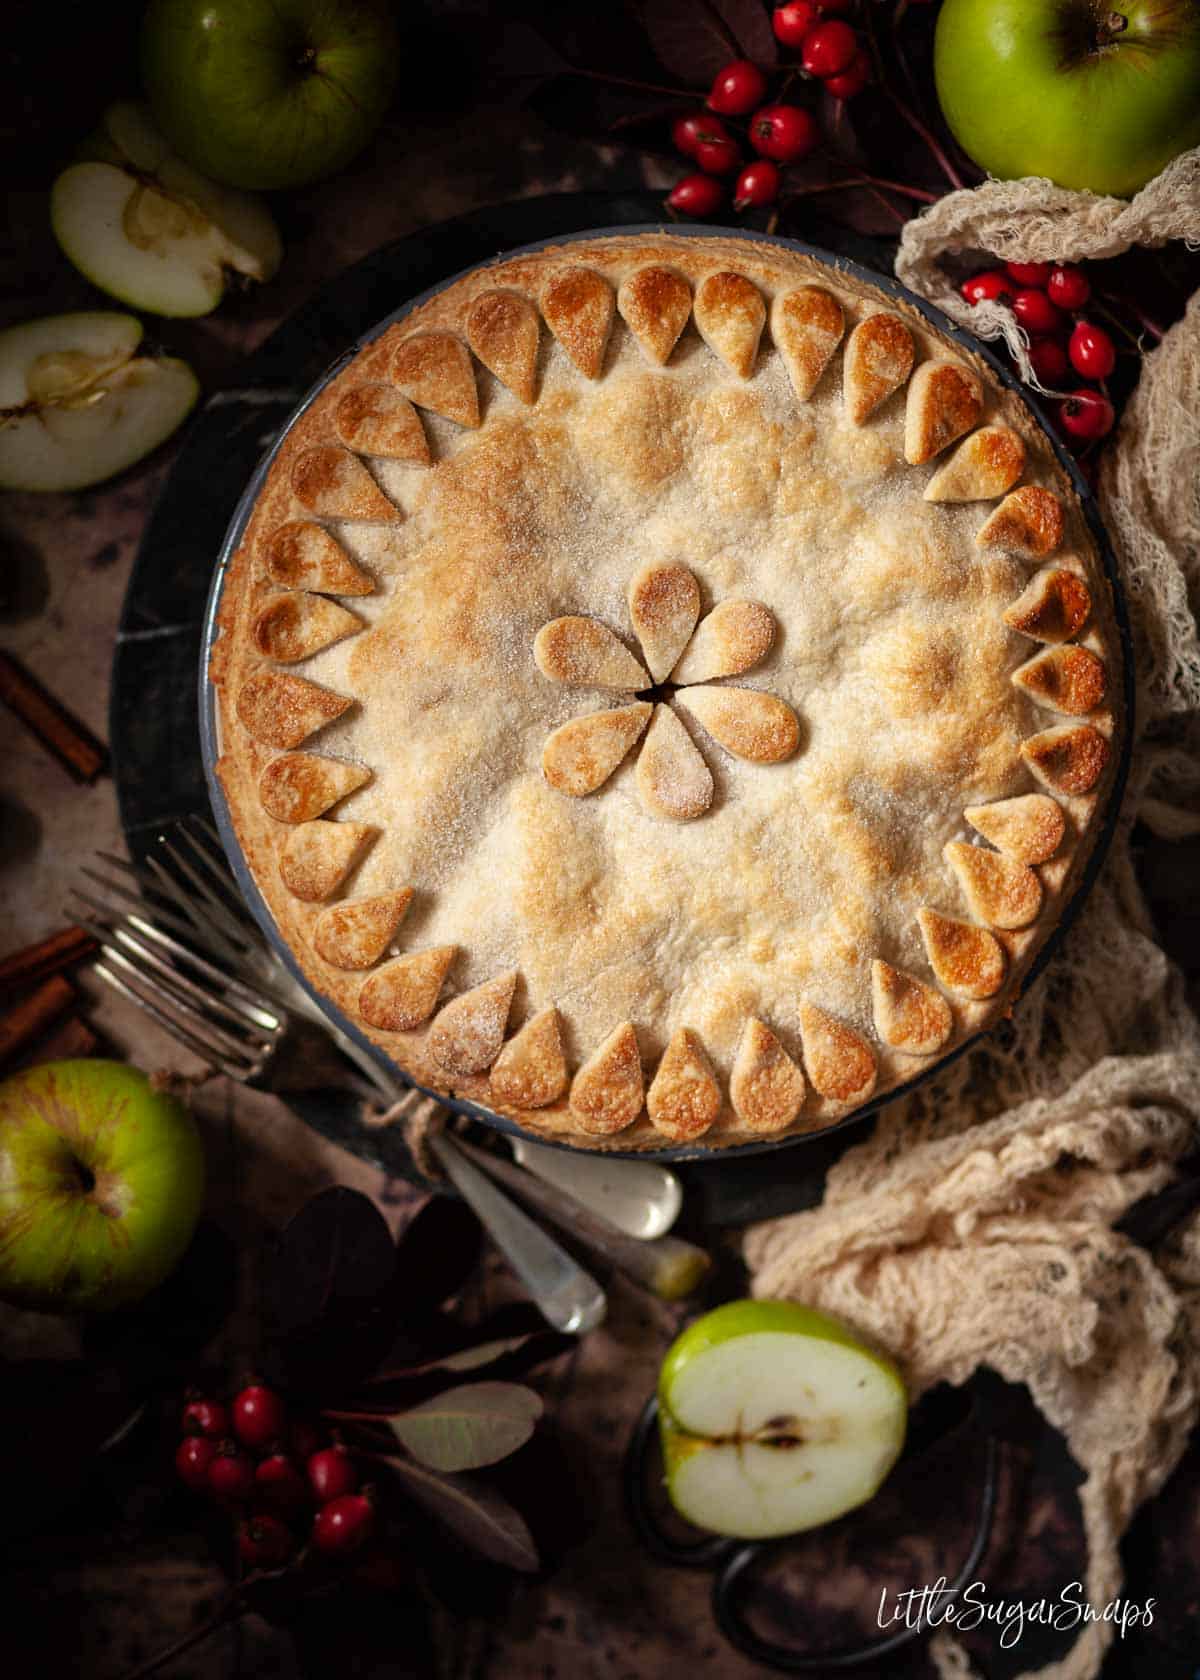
1, 39, 1197, 1679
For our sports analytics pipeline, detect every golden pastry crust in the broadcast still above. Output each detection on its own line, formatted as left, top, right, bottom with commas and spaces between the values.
647, 1028, 722, 1141
210, 231, 1122, 1152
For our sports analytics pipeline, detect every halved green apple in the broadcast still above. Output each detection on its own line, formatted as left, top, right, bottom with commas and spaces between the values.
50, 102, 282, 319
0, 313, 198, 491
658, 1300, 908, 1540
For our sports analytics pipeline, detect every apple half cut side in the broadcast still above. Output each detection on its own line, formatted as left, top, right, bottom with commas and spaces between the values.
51, 101, 281, 319
658, 1300, 908, 1540
0, 312, 199, 492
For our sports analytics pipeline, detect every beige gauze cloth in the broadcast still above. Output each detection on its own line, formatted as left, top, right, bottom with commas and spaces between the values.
745, 174, 1200, 1680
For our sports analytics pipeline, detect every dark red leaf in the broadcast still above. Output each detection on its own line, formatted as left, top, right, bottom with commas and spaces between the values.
642, 0, 777, 88
384, 1456, 539, 1572
394, 1194, 483, 1308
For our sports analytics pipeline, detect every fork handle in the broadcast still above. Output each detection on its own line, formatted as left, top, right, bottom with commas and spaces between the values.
430, 1133, 607, 1336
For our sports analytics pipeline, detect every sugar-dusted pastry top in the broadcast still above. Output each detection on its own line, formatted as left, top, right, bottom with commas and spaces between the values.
211, 231, 1122, 1151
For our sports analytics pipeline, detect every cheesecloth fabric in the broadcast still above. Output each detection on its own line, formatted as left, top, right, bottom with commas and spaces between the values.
745, 176, 1200, 1680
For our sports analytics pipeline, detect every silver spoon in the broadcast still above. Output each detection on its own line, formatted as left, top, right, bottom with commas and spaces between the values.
508, 1136, 683, 1240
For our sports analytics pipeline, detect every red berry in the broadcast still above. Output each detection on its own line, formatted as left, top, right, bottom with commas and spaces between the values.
175, 1435, 217, 1492
181, 1397, 229, 1440
207, 1442, 257, 1503
773, 0, 819, 45
1047, 264, 1091, 311
749, 103, 820, 163
666, 173, 724, 217
960, 269, 1011, 306
313, 1492, 376, 1555
671, 111, 728, 159
1068, 319, 1116, 380
707, 60, 769, 116
237, 1514, 296, 1570
801, 20, 857, 77
1004, 261, 1051, 286
1011, 288, 1065, 336
255, 1453, 311, 1516
734, 159, 781, 211
824, 50, 870, 98
1060, 388, 1115, 441
290, 1417, 326, 1461
307, 1445, 359, 1503
1027, 338, 1069, 385
694, 135, 741, 175
232, 1384, 287, 1452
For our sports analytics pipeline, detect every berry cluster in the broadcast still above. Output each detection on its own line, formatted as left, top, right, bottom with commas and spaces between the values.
667, 2, 870, 220
960, 260, 1118, 445
175, 1382, 375, 1569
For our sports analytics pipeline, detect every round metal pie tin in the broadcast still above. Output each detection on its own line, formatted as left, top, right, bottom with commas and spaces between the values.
199, 222, 1134, 1163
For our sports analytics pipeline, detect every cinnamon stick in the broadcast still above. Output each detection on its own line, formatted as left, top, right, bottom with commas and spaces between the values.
11, 1012, 102, 1072
0, 651, 108, 782
0, 926, 99, 999
0, 975, 76, 1068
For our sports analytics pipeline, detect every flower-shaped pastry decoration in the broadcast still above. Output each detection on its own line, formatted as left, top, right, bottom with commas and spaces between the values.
534, 562, 800, 821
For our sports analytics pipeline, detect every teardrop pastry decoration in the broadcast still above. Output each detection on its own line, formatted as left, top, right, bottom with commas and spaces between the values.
490, 1007, 568, 1109
291, 446, 396, 522
264, 522, 374, 596
1020, 724, 1110, 795
944, 840, 1043, 930
279, 820, 375, 903
1004, 569, 1092, 644
429, 971, 518, 1076
541, 268, 615, 379
797, 1002, 876, 1105
1012, 645, 1107, 715
534, 616, 649, 690
627, 561, 700, 683
542, 703, 652, 798
390, 332, 480, 427
635, 704, 714, 822
569, 1021, 644, 1135
976, 486, 1065, 557
236, 671, 352, 751
963, 794, 1065, 864
313, 888, 414, 970
904, 362, 984, 465
923, 425, 1025, 502
359, 946, 456, 1032
647, 1028, 722, 1141
617, 265, 692, 366
730, 1018, 806, 1134
335, 384, 430, 463
465, 289, 540, 404
771, 286, 845, 401
843, 313, 915, 425
916, 908, 1006, 999
675, 686, 800, 763
258, 753, 371, 824
671, 599, 775, 684
252, 594, 362, 663
870, 960, 952, 1055
694, 271, 766, 379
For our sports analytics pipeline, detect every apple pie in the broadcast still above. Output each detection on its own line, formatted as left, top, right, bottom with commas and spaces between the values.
209, 232, 1123, 1151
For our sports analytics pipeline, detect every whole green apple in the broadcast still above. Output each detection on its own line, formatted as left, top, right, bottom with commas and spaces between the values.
140, 0, 399, 192
935, 0, 1200, 198
0, 1060, 205, 1314
658, 1299, 907, 1539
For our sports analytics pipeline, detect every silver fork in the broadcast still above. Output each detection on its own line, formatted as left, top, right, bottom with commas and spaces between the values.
68, 818, 606, 1334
